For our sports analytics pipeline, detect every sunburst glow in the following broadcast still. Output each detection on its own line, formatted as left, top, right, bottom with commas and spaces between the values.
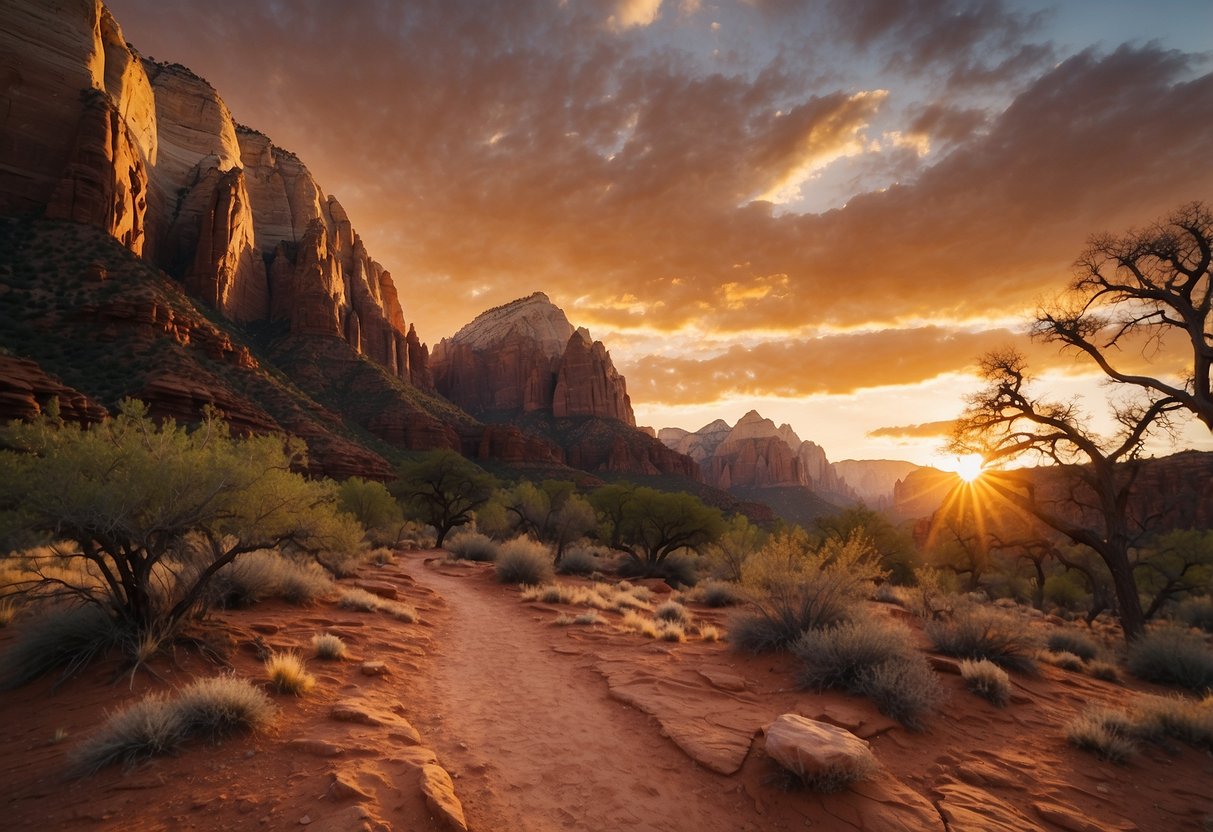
952, 453, 985, 483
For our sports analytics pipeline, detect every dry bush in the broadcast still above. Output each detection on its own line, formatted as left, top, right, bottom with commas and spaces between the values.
1066, 707, 1137, 762
209, 549, 333, 608
793, 616, 942, 729
654, 600, 691, 624
960, 659, 1011, 707
872, 583, 912, 608
445, 531, 499, 562
698, 625, 721, 642
70, 676, 273, 775
1046, 629, 1100, 661
317, 548, 368, 578
1127, 626, 1213, 693
1087, 660, 1120, 683
1133, 694, 1213, 748
776, 756, 877, 794
312, 633, 347, 661
656, 622, 686, 642
1041, 650, 1085, 672
368, 548, 395, 566
265, 651, 315, 695
574, 611, 602, 625
925, 605, 1039, 674
495, 537, 554, 585
0, 604, 124, 690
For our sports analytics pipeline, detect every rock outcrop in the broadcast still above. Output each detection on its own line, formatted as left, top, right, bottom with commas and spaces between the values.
433, 293, 698, 477
432, 294, 633, 424
662, 410, 855, 497
0, 356, 108, 425
0, 0, 432, 392
764, 714, 876, 783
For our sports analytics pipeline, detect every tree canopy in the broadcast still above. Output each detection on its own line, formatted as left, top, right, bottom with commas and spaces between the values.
0, 400, 360, 638
588, 483, 724, 567
391, 450, 496, 546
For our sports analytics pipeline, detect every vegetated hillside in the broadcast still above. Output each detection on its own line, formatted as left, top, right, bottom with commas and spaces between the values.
726, 484, 844, 528
0, 219, 432, 478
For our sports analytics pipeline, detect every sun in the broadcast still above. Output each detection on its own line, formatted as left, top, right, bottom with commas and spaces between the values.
952, 453, 985, 483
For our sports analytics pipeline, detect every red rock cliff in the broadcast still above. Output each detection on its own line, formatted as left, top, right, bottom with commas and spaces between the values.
0, 0, 431, 392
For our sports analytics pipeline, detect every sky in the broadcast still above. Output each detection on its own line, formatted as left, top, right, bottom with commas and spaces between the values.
105, 0, 1213, 467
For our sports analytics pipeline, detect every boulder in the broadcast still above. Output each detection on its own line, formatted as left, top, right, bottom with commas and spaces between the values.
764, 713, 876, 783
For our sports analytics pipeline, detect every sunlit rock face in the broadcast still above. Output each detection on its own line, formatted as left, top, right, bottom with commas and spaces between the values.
0, 0, 429, 389
660, 410, 855, 495
431, 293, 636, 425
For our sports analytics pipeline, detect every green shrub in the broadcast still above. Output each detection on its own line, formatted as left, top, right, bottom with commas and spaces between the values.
960, 659, 1011, 707
494, 537, 554, 585
265, 651, 315, 695
1175, 596, 1213, 632
733, 531, 885, 654
445, 531, 499, 562
617, 552, 698, 587
0, 604, 124, 690
556, 545, 607, 577
311, 633, 347, 660
697, 580, 743, 608
70, 676, 273, 774
1126, 627, 1213, 692
1046, 629, 1100, 661
925, 606, 1038, 674
793, 617, 941, 729
1066, 707, 1137, 762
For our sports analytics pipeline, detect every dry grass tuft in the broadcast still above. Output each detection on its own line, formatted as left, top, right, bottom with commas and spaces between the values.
1087, 660, 1120, 683
311, 633, 347, 661
70, 676, 273, 775
960, 659, 1011, 707
654, 600, 691, 624
621, 610, 660, 638
1046, 628, 1100, 661
1066, 707, 1137, 763
337, 587, 383, 612
495, 537, 555, 585
1041, 650, 1086, 672
656, 622, 687, 642
1127, 626, 1213, 693
698, 625, 722, 642
265, 651, 315, 695
925, 605, 1038, 674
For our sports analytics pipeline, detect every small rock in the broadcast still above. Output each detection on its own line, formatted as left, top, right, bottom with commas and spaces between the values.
419, 764, 468, 832
360, 661, 389, 677
330, 772, 370, 801
288, 738, 345, 757
299, 815, 312, 825
697, 669, 746, 692
331, 702, 382, 726
764, 714, 875, 783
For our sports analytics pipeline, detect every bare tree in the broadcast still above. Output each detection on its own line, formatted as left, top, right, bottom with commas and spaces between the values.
951, 350, 1183, 641
1036, 201, 1212, 431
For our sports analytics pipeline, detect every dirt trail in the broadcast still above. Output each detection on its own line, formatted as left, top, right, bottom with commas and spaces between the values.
401, 557, 766, 832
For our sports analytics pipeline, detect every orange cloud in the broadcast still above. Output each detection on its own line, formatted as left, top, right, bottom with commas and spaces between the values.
868, 420, 957, 439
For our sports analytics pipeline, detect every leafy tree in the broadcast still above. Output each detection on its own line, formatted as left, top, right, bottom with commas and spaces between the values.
0, 400, 360, 641
1133, 529, 1213, 620
498, 480, 596, 559
588, 483, 724, 573
703, 514, 766, 582
336, 477, 402, 536
952, 350, 1182, 641
817, 505, 918, 584
1035, 201, 1212, 431
391, 450, 495, 546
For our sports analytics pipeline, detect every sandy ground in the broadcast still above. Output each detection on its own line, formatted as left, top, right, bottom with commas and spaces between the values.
1, 548, 1211, 831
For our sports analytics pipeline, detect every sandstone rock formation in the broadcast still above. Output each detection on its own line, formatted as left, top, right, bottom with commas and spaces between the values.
431, 293, 637, 426
0, 356, 107, 425
662, 410, 854, 496
0, 0, 432, 392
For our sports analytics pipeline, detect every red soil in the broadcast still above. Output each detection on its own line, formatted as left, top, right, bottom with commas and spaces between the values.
1, 550, 1210, 831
